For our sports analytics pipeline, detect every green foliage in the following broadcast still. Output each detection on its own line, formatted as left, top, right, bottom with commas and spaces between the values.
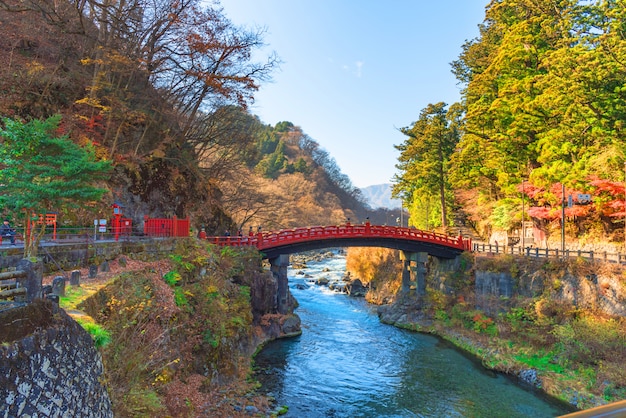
239, 285, 251, 300
163, 271, 181, 287
490, 198, 518, 230
203, 329, 219, 348
471, 311, 498, 336
0, 115, 111, 213
173, 287, 188, 307
0, 115, 112, 257
552, 317, 626, 365
501, 307, 534, 332
442, 0, 626, 238
434, 309, 449, 323
394, 102, 459, 227
75, 318, 112, 348
59, 286, 90, 310
513, 350, 565, 374
274, 121, 294, 132
168, 254, 194, 272
257, 131, 279, 155
122, 388, 165, 416
256, 140, 287, 179
293, 157, 310, 174
220, 245, 242, 258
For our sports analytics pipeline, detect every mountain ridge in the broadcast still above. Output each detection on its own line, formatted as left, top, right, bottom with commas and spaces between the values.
360, 183, 401, 210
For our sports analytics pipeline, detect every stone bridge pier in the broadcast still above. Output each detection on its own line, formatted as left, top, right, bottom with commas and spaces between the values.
269, 254, 290, 314
400, 251, 429, 302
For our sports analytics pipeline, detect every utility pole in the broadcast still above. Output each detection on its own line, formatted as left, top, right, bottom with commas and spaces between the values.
521, 180, 525, 250
561, 183, 565, 254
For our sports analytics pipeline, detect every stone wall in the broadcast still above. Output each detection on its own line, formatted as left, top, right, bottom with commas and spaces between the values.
0, 237, 178, 273
0, 300, 113, 418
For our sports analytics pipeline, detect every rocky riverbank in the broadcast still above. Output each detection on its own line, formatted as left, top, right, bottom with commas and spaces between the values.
346, 248, 626, 412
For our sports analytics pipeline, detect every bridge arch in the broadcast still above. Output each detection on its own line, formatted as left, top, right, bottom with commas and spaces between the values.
208, 223, 471, 260
208, 223, 471, 314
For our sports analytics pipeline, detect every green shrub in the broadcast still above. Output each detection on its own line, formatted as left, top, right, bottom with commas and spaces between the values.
163, 270, 181, 286
174, 287, 188, 307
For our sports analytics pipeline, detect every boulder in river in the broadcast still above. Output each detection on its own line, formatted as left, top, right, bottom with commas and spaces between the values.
315, 277, 330, 286
345, 279, 368, 297
329, 283, 346, 293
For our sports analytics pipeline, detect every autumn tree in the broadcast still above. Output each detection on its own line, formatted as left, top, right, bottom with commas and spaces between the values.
0, 115, 111, 258
446, 0, 626, 239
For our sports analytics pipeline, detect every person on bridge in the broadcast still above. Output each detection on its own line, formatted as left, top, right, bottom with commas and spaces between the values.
1, 219, 16, 245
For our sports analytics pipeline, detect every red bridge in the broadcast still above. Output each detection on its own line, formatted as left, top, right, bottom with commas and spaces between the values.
207, 223, 471, 259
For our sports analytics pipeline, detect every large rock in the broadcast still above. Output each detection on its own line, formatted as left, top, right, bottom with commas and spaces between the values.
0, 300, 113, 417
315, 277, 330, 286
346, 279, 368, 297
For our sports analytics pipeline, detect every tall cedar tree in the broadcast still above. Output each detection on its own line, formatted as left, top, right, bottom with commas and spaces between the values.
393, 102, 459, 229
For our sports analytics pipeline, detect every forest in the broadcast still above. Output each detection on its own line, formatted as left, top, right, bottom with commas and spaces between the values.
0, 0, 401, 235
394, 0, 626, 246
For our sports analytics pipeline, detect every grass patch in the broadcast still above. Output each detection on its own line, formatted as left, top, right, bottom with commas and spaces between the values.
513, 350, 565, 374
59, 285, 91, 310
74, 317, 111, 348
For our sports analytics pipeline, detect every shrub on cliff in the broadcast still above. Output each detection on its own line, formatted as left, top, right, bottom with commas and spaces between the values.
79, 240, 268, 416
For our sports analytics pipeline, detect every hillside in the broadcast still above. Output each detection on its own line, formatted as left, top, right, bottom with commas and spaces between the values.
0, 2, 372, 234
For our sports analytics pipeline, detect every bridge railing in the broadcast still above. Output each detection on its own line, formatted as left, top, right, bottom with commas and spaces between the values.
206, 224, 472, 252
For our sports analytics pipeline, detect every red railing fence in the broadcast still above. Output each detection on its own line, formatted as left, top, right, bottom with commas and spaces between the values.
143, 216, 190, 237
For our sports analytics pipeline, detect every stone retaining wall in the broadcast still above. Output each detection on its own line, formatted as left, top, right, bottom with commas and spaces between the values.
0, 300, 112, 417
0, 237, 178, 273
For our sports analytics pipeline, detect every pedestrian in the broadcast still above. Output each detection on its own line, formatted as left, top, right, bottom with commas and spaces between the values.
1, 219, 16, 245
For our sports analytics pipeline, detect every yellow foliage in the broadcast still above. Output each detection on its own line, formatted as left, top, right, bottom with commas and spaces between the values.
75, 96, 109, 111
26, 61, 44, 76
346, 247, 399, 284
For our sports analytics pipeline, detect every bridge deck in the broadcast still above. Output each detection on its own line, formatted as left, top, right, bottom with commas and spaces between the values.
207, 223, 472, 259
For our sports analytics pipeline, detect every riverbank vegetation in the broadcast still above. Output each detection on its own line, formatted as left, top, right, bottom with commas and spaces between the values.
57, 241, 285, 417
346, 247, 626, 410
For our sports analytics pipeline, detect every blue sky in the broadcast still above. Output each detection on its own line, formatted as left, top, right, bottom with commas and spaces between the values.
219, 0, 487, 188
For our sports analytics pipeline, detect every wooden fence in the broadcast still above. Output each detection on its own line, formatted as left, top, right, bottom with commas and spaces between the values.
473, 243, 626, 264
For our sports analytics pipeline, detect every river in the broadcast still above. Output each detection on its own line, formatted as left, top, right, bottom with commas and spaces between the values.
254, 253, 574, 418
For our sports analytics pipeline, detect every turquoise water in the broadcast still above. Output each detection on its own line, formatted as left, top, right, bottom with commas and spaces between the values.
254, 254, 574, 417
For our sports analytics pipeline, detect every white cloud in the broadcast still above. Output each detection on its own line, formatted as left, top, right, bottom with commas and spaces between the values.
355, 61, 363, 78
340, 61, 364, 77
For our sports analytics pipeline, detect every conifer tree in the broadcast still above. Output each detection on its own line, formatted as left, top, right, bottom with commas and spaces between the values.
0, 115, 112, 257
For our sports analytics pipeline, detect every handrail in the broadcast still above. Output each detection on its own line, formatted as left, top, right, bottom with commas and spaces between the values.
473, 243, 626, 264
559, 399, 626, 417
